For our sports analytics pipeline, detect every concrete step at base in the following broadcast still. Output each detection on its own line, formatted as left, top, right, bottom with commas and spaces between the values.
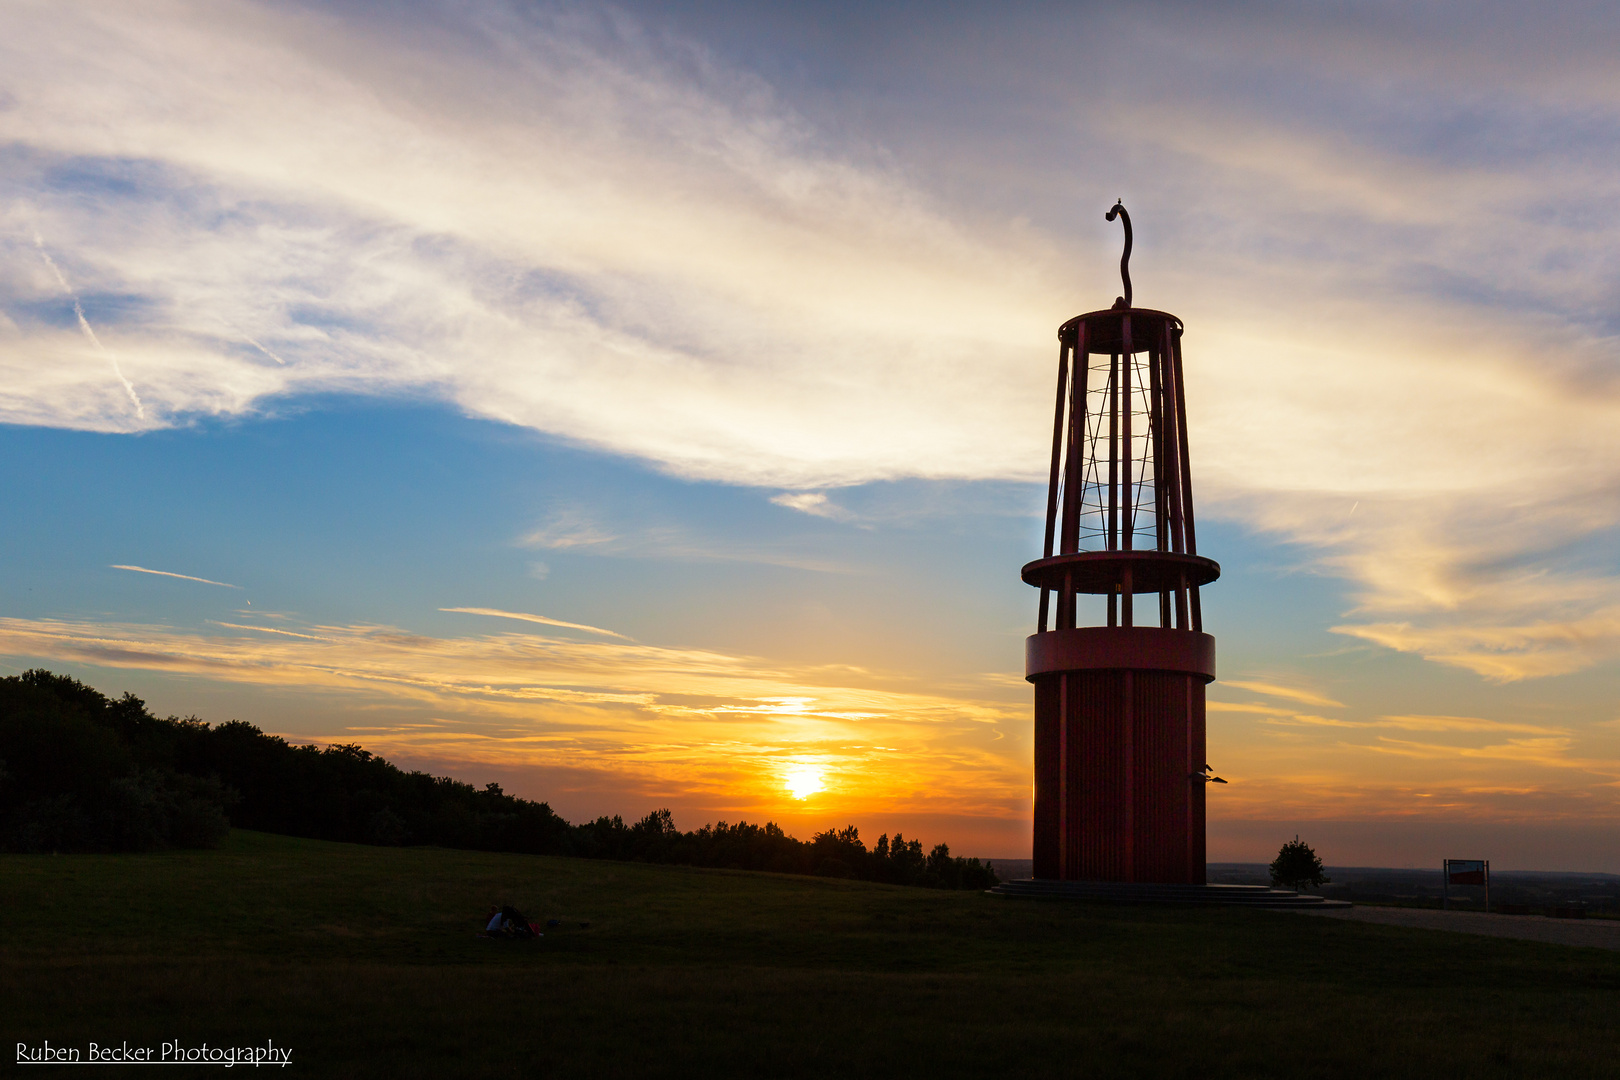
988, 879, 1350, 907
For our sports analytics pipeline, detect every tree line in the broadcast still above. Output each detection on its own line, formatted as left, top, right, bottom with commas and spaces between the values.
0, 670, 997, 890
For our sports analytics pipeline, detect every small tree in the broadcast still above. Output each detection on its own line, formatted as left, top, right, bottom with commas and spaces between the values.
1269, 835, 1330, 893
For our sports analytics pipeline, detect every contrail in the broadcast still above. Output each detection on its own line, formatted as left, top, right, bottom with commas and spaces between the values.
112, 564, 241, 588
243, 335, 287, 365
208, 621, 325, 640
439, 606, 631, 639
34, 233, 146, 419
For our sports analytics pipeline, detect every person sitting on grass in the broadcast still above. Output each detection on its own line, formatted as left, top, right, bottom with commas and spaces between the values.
483, 905, 539, 938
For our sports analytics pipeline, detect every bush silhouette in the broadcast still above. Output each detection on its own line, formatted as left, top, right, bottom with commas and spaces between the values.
1270, 835, 1330, 893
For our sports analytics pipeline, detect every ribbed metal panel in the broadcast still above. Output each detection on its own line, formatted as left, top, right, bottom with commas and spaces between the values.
1132, 672, 1189, 883
1072, 670, 1127, 881
1187, 678, 1206, 883
1035, 667, 1207, 884
1031, 674, 1062, 880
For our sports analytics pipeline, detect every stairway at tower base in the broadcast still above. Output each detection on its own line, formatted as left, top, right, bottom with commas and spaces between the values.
988, 879, 1350, 907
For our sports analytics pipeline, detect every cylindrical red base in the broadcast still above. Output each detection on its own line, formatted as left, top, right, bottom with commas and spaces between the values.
1031, 668, 1207, 883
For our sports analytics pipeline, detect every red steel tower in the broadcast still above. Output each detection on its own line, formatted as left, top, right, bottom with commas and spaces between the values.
1024, 203, 1220, 884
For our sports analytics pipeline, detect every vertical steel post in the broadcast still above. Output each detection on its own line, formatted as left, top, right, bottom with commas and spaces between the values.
1108, 352, 1119, 551
1072, 328, 1091, 625
1038, 337, 1070, 633
1106, 349, 1119, 627
1171, 328, 1195, 554
1121, 317, 1134, 552
1149, 341, 1164, 553
1171, 328, 1202, 632
1060, 328, 1089, 629
1158, 323, 1190, 630
1148, 337, 1170, 627
1120, 318, 1134, 627
1161, 323, 1186, 555
1060, 331, 1087, 558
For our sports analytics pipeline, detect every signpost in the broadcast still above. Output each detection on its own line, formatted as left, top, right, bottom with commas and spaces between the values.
1443, 859, 1490, 912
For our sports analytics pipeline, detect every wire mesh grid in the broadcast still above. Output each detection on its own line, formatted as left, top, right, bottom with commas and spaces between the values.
1058, 350, 1159, 553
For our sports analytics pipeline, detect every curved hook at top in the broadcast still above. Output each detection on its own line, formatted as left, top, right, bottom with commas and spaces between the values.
1105, 200, 1132, 308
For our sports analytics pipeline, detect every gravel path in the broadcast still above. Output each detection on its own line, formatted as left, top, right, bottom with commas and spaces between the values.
1288, 906, 1620, 951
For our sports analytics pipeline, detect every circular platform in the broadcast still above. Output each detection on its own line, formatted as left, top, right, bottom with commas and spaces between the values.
1022, 551, 1220, 595
1059, 307, 1182, 354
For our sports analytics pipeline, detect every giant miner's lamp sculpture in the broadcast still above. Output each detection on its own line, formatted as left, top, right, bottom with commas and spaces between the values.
1024, 203, 1220, 884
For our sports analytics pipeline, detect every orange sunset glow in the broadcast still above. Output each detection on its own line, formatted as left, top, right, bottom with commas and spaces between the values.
3, 1, 1620, 870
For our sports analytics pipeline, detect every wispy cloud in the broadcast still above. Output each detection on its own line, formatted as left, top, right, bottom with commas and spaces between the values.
2, 0, 1619, 683
0, 1, 1059, 485
439, 606, 630, 640
520, 512, 621, 552
1364, 736, 1594, 772
206, 621, 326, 640
1221, 679, 1344, 710
33, 233, 145, 419
0, 613, 1026, 817
1333, 607, 1620, 683
111, 564, 239, 588
5, 608, 1617, 825
770, 492, 855, 522
519, 509, 848, 572
1375, 714, 1564, 737
1263, 714, 1365, 730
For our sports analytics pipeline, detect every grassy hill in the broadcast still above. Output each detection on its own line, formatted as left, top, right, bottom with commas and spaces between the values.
6, 831, 1619, 1077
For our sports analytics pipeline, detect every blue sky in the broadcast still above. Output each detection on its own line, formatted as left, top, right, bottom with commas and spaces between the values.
2, 0, 1619, 865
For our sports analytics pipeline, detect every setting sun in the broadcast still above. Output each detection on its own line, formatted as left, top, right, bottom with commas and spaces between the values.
783, 764, 826, 800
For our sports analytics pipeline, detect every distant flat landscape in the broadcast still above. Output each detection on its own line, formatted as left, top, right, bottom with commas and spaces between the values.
1209, 863, 1620, 912
988, 861, 1620, 915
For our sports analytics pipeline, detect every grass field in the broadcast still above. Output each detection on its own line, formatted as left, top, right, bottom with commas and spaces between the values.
6, 831, 1620, 1077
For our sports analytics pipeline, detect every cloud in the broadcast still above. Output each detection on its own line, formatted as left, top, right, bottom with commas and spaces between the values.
1363, 735, 1603, 773
1264, 714, 1364, 730
0, 612, 1027, 815
1374, 714, 1565, 737
520, 512, 621, 552
33, 233, 144, 418
1220, 679, 1344, 709
1333, 607, 1620, 683
439, 606, 631, 640
0, 0, 1060, 487
770, 492, 855, 522
2, 0, 1619, 681
111, 564, 240, 588
519, 508, 848, 572
206, 621, 325, 640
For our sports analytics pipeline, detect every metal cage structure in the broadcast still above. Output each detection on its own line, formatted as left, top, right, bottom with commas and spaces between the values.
1023, 203, 1220, 884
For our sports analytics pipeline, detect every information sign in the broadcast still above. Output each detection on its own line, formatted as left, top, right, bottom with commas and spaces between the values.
1442, 859, 1490, 912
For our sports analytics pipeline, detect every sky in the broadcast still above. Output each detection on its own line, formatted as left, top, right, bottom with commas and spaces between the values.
2, 0, 1619, 867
